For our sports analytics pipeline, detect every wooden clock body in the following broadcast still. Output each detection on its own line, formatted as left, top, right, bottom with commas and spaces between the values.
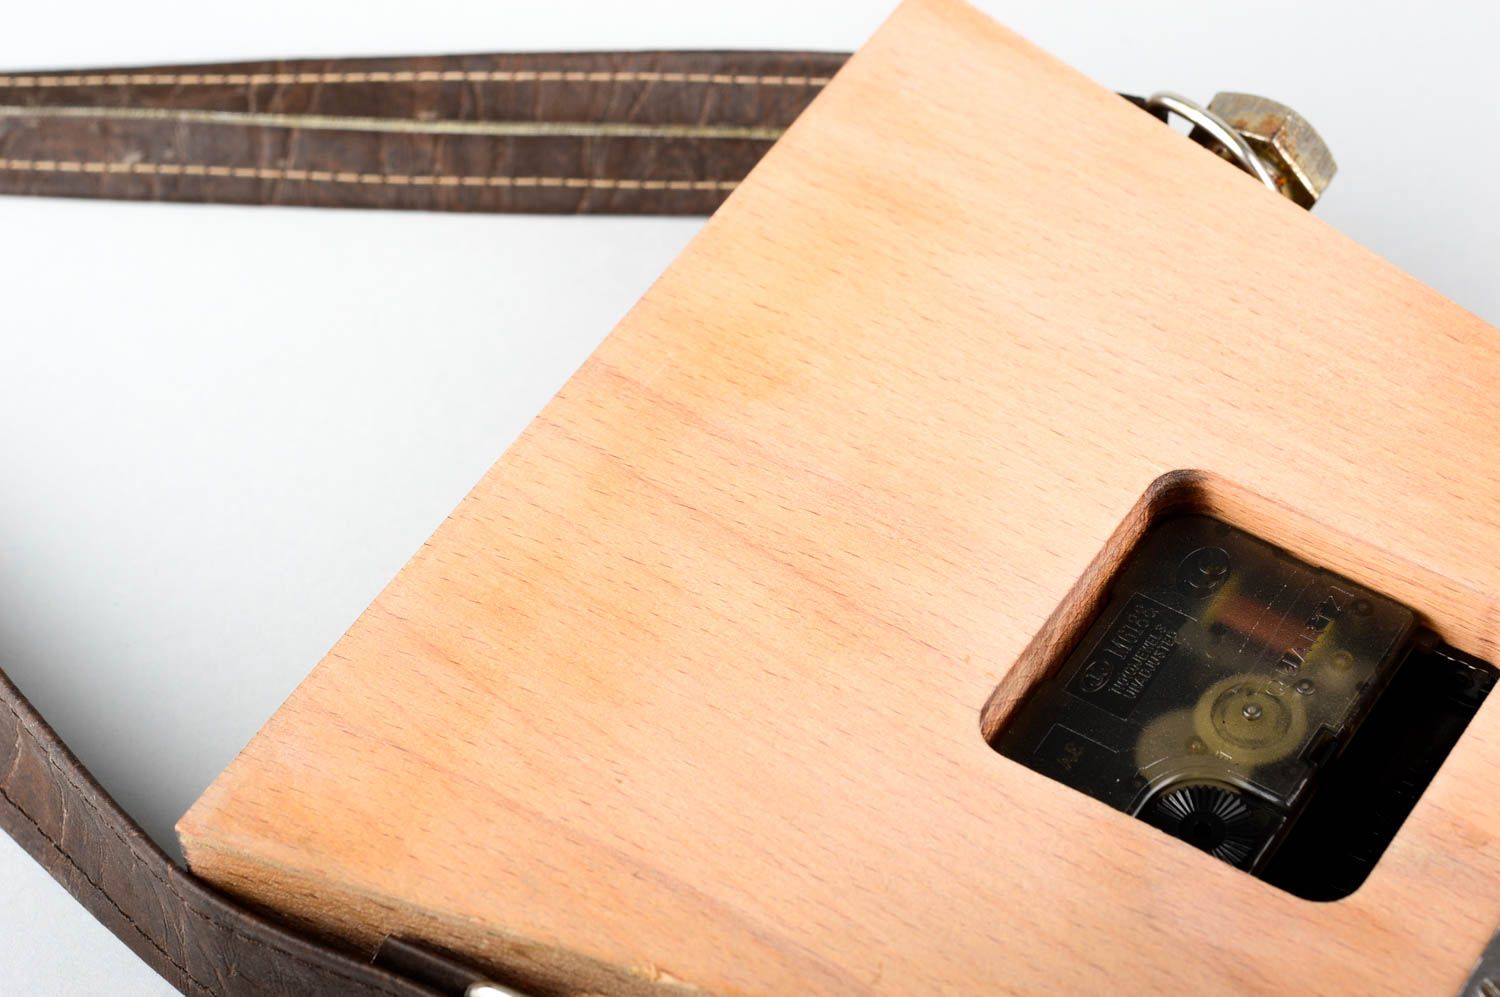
179, 0, 1500, 992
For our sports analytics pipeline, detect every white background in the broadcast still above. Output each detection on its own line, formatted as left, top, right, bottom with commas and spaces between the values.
1, 2, 1495, 992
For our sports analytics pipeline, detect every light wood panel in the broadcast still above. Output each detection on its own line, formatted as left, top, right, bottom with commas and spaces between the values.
179, 0, 1500, 992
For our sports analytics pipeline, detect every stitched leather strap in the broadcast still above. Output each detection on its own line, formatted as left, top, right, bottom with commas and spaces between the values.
0, 667, 450, 996
0, 50, 845, 214
0, 50, 1179, 997
0, 50, 845, 997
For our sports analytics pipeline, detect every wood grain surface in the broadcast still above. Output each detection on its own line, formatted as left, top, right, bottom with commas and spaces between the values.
179, 0, 1500, 992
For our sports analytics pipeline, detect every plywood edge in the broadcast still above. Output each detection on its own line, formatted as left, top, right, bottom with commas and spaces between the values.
179, 826, 704, 997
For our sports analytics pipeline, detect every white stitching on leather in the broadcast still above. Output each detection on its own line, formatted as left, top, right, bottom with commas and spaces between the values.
0, 69, 833, 88
0, 157, 739, 192
0, 103, 786, 142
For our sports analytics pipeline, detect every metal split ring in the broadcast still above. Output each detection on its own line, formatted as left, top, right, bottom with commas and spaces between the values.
1144, 91, 1279, 194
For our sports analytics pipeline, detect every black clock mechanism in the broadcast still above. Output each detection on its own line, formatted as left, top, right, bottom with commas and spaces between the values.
993, 513, 1496, 900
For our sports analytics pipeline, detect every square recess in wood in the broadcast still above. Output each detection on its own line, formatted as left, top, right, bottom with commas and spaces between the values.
992, 494, 1496, 900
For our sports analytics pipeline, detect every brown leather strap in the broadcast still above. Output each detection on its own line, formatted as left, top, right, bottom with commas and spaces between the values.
0, 52, 858, 989
0, 49, 848, 997
0, 50, 846, 214
0, 50, 1174, 996
0, 666, 451, 996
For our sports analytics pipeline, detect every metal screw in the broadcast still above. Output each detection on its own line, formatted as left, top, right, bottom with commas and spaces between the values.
468, 984, 532, 997
1207, 93, 1337, 208
1242, 703, 1264, 721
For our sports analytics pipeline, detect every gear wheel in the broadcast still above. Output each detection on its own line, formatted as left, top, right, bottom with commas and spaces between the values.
1193, 673, 1307, 765
1149, 783, 1261, 868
